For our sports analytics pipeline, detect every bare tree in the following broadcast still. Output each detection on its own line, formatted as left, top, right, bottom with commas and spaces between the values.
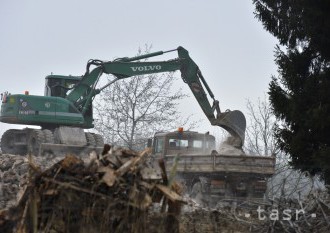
244, 95, 278, 156
94, 45, 195, 150
245, 96, 325, 199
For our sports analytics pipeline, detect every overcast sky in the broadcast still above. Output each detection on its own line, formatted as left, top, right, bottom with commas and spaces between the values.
0, 0, 278, 137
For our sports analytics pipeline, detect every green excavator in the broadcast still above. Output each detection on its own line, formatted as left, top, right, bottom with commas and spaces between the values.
0, 46, 246, 156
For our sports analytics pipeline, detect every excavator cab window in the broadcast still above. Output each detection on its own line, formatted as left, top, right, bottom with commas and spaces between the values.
45, 76, 80, 98
50, 79, 62, 97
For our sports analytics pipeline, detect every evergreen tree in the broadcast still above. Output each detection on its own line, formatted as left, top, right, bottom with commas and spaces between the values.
253, 1, 330, 182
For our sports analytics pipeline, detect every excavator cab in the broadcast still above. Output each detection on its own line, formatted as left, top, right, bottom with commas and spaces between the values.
44, 75, 94, 126
44, 75, 81, 98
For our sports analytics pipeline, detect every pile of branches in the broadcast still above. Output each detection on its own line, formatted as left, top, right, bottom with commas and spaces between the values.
0, 146, 185, 233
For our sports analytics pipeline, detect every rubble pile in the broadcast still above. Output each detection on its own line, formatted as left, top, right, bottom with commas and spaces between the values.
0, 154, 28, 209
179, 209, 249, 233
218, 136, 245, 155
0, 147, 185, 233
1, 149, 330, 233
0, 153, 67, 210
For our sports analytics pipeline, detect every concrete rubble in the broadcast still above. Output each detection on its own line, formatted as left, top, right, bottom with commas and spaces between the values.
0, 153, 66, 210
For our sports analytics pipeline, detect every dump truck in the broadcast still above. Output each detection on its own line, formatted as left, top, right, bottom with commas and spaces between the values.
0, 46, 245, 156
149, 129, 275, 202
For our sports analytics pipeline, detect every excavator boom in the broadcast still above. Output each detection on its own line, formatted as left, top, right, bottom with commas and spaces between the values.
67, 46, 246, 147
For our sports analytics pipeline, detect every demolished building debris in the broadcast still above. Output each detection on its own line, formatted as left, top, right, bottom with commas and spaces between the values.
0, 147, 185, 233
1, 146, 330, 233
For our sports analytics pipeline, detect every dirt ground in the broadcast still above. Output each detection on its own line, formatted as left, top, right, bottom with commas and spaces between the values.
179, 210, 249, 233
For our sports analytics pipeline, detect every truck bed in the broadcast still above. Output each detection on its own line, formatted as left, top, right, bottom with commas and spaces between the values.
164, 153, 275, 175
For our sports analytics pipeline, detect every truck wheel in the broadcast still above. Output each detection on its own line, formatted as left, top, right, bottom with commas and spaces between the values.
28, 129, 44, 156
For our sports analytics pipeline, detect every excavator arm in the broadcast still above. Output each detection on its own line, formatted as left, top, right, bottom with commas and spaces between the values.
65, 47, 246, 147
177, 47, 246, 148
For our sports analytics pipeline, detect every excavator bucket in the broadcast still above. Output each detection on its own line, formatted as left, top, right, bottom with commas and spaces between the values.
213, 110, 246, 148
